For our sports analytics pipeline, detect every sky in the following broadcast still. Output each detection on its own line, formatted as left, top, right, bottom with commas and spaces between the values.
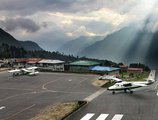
0, 0, 158, 51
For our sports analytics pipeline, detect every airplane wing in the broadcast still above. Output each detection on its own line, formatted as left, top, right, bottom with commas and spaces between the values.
22, 68, 30, 72
8, 69, 21, 73
27, 67, 38, 70
99, 75, 122, 82
132, 82, 148, 87
112, 77, 123, 82
29, 71, 39, 75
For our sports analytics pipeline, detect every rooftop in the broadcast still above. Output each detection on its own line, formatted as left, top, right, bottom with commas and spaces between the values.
38, 59, 65, 64
119, 65, 128, 68
90, 66, 120, 72
69, 60, 100, 66
15, 58, 42, 63
128, 68, 143, 71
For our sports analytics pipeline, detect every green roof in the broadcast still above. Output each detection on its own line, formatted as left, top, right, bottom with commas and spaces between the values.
69, 60, 100, 66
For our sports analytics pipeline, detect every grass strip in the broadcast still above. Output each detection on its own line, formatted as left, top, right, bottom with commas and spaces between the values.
30, 102, 80, 120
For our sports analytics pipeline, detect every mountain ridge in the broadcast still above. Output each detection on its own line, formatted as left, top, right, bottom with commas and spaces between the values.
58, 36, 104, 56
78, 25, 158, 68
0, 28, 43, 51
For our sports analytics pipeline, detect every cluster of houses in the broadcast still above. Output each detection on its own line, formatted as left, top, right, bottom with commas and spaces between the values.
0, 59, 14, 67
0, 58, 144, 76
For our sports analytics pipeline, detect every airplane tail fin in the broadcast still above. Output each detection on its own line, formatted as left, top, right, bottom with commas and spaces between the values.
147, 70, 156, 84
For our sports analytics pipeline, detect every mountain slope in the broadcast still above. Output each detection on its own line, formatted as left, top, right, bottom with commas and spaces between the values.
19, 41, 43, 51
79, 25, 158, 68
58, 36, 104, 56
0, 28, 43, 51
0, 28, 20, 47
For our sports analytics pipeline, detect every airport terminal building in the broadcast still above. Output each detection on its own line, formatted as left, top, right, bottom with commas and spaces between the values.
38, 59, 65, 72
68, 60, 101, 73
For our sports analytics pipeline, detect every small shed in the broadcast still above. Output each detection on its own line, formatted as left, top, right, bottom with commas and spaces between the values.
119, 65, 128, 72
128, 68, 143, 72
38, 59, 65, 71
68, 60, 100, 72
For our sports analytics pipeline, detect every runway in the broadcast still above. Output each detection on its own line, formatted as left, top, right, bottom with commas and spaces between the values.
67, 70, 158, 120
0, 72, 99, 120
0, 71, 158, 120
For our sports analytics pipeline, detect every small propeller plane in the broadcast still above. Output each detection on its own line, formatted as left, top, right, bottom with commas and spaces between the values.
8, 67, 39, 76
107, 81, 149, 94
107, 70, 155, 94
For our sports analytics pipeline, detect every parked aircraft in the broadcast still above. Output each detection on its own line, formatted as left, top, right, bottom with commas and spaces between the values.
107, 70, 155, 94
99, 75, 122, 82
8, 67, 39, 76
107, 81, 149, 94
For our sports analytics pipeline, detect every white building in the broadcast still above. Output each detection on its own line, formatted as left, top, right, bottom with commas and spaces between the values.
38, 59, 65, 72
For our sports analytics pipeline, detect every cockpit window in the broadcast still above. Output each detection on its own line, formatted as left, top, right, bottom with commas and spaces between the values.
123, 83, 132, 87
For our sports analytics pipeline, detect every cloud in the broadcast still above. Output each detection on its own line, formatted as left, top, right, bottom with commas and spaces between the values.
0, 0, 143, 17
0, 0, 157, 18
0, 0, 74, 16
48, 8, 129, 24
0, 17, 40, 33
0, 0, 158, 52
67, 26, 96, 37
48, 7, 131, 37
86, 21, 114, 35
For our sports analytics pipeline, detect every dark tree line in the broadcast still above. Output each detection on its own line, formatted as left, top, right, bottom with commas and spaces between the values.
0, 43, 78, 61
0, 43, 27, 58
0, 43, 150, 70
0, 43, 118, 66
27, 50, 78, 61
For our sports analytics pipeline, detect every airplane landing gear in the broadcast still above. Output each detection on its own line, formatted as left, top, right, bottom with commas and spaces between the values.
112, 91, 115, 94
130, 90, 133, 94
124, 89, 127, 93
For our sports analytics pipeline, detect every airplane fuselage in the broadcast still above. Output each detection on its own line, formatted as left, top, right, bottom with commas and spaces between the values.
107, 81, 148, 94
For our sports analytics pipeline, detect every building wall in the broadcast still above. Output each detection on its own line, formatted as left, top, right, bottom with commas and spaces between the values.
120, 67, 128, 72
39, 63, 64, 72
0, 63, 4, 67
93, 70, 120, 76
108, 70, 120, 75
69, 66, 90, 72
26, 63, 37, 68
14, 62, 26, 68
128, 70, 143, 73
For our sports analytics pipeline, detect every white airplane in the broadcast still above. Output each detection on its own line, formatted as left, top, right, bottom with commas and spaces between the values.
99, 75, 123, 82
8, 67, 39, 76
107, 81, 149, 94
107, 70, 155, 94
